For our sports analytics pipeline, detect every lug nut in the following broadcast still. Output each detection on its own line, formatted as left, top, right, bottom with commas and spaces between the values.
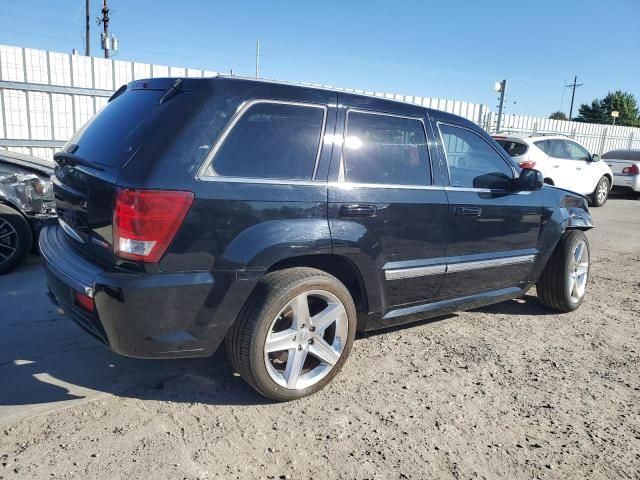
308, 339, 314, 345
297, 344, 302, 351
309, 326, 316, 332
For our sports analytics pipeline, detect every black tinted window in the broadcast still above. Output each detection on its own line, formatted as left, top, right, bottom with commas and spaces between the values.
496, 139, 528, 157
343, 111, 431, 185
439, 124, 514, 189
71, 89, 163, 167
212, 102, 324, 180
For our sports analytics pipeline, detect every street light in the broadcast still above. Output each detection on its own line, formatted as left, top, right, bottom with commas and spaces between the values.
611, 110, 619, 125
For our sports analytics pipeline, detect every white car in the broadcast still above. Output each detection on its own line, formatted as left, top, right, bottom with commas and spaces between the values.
493, 134, 613, 206
602, 149, 640, 196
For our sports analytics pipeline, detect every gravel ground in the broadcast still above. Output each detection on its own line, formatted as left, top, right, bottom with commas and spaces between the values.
1, 193, 639, 480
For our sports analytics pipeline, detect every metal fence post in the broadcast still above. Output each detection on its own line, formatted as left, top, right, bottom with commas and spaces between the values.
599, 128, 608, 155
629, 133, 634, 150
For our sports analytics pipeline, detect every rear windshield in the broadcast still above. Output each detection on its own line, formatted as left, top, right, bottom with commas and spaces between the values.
67, 89, 164, 167
602, 150, 640, 160
495, 139, 528, 157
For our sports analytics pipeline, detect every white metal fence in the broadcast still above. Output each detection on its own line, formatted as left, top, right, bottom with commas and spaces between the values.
1, 43, 639, 162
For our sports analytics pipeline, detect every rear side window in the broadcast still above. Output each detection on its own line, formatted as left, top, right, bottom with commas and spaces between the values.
211, 102, 325, 180
533, 140, 550, 154
343, 110, 431, 185
439, 123, 514, 189
495, 140, 528, 157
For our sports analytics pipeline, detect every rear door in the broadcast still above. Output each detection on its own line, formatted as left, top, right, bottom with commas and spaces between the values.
328, 95, 448, 320
435, 121, 543, 300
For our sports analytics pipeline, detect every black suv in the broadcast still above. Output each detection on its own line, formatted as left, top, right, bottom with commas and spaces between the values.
40, 76, 593, 400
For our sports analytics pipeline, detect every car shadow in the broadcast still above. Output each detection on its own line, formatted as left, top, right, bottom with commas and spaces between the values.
0, 259, 553, 415
472, 294, 555, 316
0, 259, 269, 414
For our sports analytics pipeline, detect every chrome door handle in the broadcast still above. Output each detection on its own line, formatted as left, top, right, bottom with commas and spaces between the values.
552, 165, 560, 168
340, 204, 377, 217
576, 167, 582, 170
455, 206, 482, 217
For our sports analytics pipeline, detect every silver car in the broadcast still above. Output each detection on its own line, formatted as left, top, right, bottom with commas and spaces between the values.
602, 149, 640, 196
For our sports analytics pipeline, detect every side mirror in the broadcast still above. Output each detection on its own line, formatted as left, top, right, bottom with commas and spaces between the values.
590, 154, 601, 162
514, 168, 543, 191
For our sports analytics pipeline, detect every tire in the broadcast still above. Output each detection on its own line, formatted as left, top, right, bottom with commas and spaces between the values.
0, 204, 33, 275
536, 230, 590, 313
225, 267, 357, 401
591, 176, 610, 207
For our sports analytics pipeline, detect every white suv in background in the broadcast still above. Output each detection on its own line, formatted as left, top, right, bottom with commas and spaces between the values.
493, 134, 613, 206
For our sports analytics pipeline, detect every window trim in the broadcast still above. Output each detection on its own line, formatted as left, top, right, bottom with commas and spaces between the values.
436, 121, 518, 190
196, 99, 328, 182
339, 108, 434, 187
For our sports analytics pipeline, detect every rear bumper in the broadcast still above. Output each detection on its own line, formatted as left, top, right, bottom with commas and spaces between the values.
39, 224, 253, 359
612, 173, 640, 192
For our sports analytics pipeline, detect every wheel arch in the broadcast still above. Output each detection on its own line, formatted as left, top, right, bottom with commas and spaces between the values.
265, 253, 370, 326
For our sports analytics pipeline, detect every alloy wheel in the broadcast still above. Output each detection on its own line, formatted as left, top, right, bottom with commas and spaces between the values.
597, 180, 608, 204
264, 290, 349, 390
0, 218, 18, 265
568, 239, 589, 303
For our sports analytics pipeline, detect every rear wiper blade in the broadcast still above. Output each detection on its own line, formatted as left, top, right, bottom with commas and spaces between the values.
54, 152, 105, 171
158, 78, 183, 105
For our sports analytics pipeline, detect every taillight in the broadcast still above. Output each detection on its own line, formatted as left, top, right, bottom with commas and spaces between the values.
113, 188, 194, 263
622, 164, 640, 175
74, 291, 94, 312
519, 161, 537, 169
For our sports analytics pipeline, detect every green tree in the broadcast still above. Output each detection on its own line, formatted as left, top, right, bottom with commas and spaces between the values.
576, 90, 640, 126
549, 111, 568, 120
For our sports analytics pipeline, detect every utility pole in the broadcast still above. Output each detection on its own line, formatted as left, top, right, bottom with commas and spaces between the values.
565, 75, 583, 120
85, 0, 90, 56
495, 79, 507, 133
255, 41, 260, 78
101, 0, 109, 58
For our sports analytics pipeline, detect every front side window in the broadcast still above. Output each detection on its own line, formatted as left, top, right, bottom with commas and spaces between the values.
343, 110, 431, 185
211, 102, 325, 180
564, 140, 590, 161
439, 123, 514, 189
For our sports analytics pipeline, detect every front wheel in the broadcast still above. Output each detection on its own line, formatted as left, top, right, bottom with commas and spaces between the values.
536, 230, 590, 312
0, 204, 33, 275
591, 176, 610, 207
225, 267, 357, 401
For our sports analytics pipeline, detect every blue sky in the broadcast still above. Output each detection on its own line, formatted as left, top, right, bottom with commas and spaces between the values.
1, 0, 639, 117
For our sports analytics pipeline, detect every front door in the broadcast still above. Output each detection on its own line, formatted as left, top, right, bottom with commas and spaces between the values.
434, 121, 544, 300
327, 95, 449, 320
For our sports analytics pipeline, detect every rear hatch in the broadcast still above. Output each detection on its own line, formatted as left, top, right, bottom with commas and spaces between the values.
53, 78, 189, 266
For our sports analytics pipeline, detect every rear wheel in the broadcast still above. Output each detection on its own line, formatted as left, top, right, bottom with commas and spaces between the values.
591, 176, 610, 207
0, 204, 32, 275
225, 267, 357, 401
536, 230, 590, 312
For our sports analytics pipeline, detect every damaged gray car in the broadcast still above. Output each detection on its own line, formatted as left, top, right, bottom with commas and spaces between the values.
0, 150, 56, 274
